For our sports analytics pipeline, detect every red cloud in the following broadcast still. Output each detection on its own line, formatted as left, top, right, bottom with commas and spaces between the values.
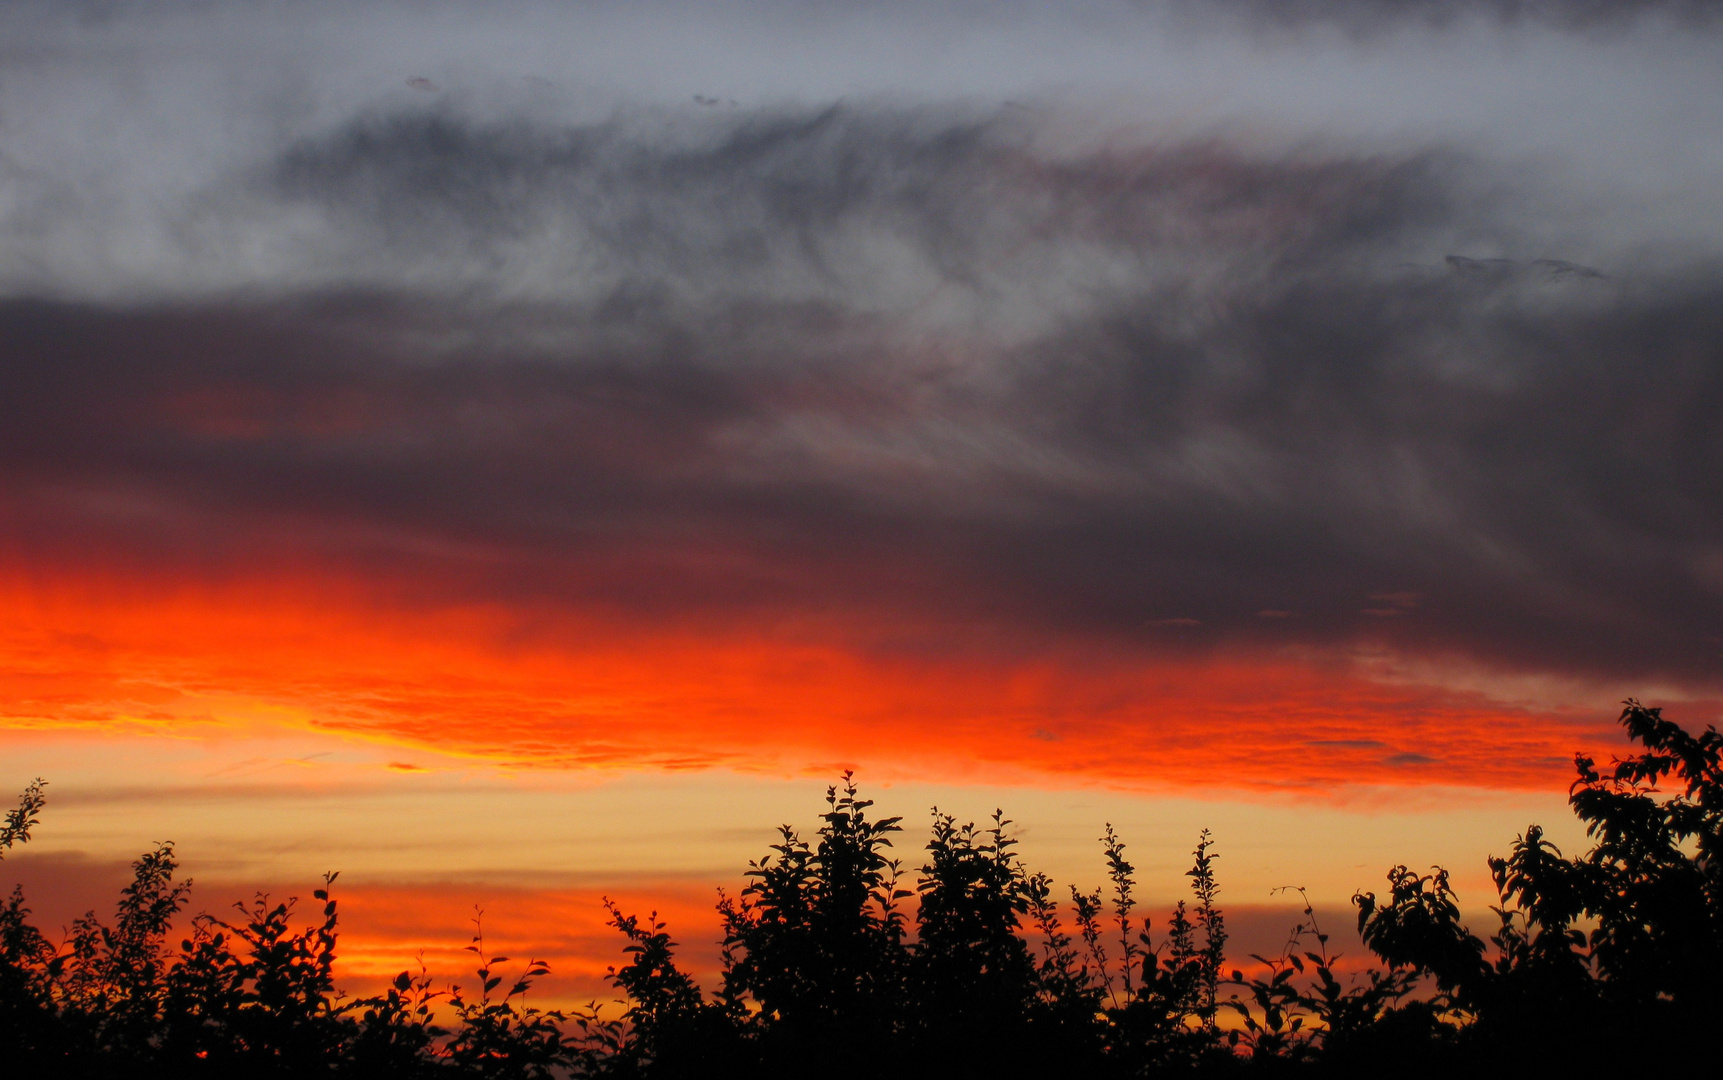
0, 564, 1629, 796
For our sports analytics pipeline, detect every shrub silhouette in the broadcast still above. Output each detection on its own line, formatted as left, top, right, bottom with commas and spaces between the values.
0, 699, 1717, 1076
718, 773, 908, 1067
1344, 698, 1723, 1070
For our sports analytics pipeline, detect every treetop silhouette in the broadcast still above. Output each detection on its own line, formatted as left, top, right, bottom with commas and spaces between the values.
0, 700, 1717, 1076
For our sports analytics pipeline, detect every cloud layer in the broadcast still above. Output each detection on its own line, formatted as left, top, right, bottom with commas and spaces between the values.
2, 1, 1721, 789
6, 104, 1721, 681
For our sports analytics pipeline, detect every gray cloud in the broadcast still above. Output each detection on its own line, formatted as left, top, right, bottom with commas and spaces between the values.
3, 105, 1721, 688
1, 5, 1720, 693
5, 0, 1723, 310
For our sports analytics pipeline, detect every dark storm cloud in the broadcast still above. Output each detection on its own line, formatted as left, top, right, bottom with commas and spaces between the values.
3, 104, 1721, 685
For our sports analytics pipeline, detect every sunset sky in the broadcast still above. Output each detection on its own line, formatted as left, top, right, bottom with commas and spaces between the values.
4, 0, 1722, 1005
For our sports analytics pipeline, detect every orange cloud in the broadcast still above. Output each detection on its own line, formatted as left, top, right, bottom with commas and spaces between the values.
0, 566, 1630, 797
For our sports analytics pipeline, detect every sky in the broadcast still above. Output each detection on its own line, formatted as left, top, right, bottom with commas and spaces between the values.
3, 0, 1723, 1004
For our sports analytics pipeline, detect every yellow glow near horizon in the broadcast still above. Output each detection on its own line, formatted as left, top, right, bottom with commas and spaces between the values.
1, 716, 1590, 1006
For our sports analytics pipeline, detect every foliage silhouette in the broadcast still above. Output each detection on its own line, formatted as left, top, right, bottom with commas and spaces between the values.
0, 699, 1717, 1076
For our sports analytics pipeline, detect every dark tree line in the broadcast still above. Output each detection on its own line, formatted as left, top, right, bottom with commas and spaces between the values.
1, 700, 1719, 1077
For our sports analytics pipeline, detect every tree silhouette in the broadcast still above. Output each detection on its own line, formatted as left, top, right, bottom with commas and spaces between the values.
717, 772, 907, 1071
1345, 699, 1722, 1070
0, 699, 1718, 1075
